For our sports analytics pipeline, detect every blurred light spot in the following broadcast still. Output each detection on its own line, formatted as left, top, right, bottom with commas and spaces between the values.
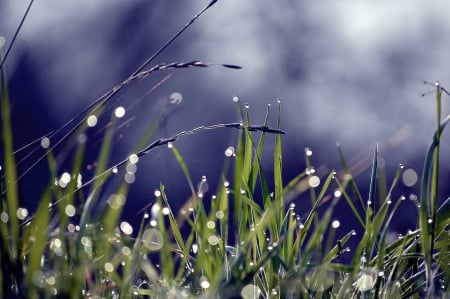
151, 203, 161, 219
207, 221, 215, 229
58, 172, 71, 188
124, 172, 135, 184
86, 115, 97, 127
128, 154, 139, 164
208, 235, 219, 246
104, 262, 114, 272
121, 246, 131, 256
216, 210, 224, 219
65, 205, 76, 217
107, 194, 125, 210
114, 106, 126, 118
142, 228, 163, 251
45, 276, 56, 286
334, 189, 342, 198
402, 168, 417, 187
241, 284, 261, 299
120, 221, 133, 235
353, 271, 375, 292
1, 212, 9, 223
126, 163, 137, 174
200, 276, 210, 289
67, 224, 76, 232
332, 220, 340, 229
169, 92, 183, 104
41, 137, 50, 149
16, 208, 29, 220
162, 207, 170, 215
308, 176, 320, 188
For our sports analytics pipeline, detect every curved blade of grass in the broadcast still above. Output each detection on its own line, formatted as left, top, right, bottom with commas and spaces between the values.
420, 113, 450, 292
0, 52, 19, 259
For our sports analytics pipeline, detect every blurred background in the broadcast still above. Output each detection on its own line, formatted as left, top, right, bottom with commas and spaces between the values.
1, 0, 450, 246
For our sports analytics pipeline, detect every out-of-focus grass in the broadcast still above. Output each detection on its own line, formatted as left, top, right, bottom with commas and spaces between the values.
1, 1, 449, 298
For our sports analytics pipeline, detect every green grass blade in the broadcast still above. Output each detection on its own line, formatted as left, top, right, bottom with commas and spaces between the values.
337, 144, 366, 214
0, 51, 19, 259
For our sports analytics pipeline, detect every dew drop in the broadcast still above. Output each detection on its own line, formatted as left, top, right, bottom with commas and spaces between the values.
65, 205, 76, 217
167, 142, 173, 149
104, 262, 114, 272
305, 147, 313, 156
232, 96, 239, 103
16, 208, 29, 220
215, 210, 224, 219
331, 220, 340, 229
200, 276, 210, 289
151, 203, 161, 219
41, 137, 50, 149
224, 146, 235, 157
122, 246, 131, 256
308, 176, 320, 188
58, 172, 71, 188
162, 207, 170, 215
334, 189, 342, 198
224, 181, 230, 187
1, 211, 9, 223
128, 154, 139, 164
114, 106, 126, 118
245, 103, 250, 109
208, 235, 219, 246
120, 221, 133, 235
154, 190, 161, 197
169, 92, 183, 105
207, 221, 215, 229
427, 218, 433, 224
86, 115, 98, 127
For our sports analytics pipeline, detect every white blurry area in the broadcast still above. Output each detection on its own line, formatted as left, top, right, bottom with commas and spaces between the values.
2, 0, 450, 172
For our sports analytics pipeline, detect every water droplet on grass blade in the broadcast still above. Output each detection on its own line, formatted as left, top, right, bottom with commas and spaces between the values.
1, 212, 9, 223
208, 235, 219, 246
86, 115, 98, 127
305, 147, 313, 156
114, 106, 126, 118
224, 146, 235, 157
232, 96, 239, 103
331, 220, 340, 229
41, 137, 50, 149
65, 205, 76, 217
169, 92, 183, 104
16, 208, 29, 220
308, 176, 320, 188
120, 221, 133, 235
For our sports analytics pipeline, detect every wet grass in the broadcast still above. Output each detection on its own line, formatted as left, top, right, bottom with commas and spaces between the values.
1, 1, 450, 298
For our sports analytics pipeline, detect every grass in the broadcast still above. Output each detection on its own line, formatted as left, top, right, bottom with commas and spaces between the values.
1, 1, 450, 298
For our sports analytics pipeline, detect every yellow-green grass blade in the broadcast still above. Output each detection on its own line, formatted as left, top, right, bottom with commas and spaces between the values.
0, 51, 19, 259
